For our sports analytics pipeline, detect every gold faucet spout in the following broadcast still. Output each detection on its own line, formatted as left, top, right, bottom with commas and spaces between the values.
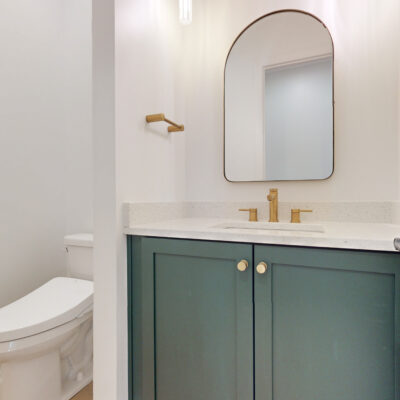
267, 188, 279, 222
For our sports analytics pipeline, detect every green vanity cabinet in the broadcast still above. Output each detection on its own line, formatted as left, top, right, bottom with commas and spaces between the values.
129, 236, 400, 400
254, 245, 400, 400
129, 237, 254, 400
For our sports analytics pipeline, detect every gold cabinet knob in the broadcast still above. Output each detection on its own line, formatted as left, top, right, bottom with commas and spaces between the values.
237, 259, 249, 272
256, 262, 268, 274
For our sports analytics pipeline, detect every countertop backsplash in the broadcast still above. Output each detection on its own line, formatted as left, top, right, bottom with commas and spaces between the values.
125, 201, 400, 226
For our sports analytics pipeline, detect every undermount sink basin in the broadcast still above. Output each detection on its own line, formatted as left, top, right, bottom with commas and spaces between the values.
213, 221, 325, 233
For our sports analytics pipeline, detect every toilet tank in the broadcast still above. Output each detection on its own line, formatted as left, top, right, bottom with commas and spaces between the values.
64, 233, 93, 280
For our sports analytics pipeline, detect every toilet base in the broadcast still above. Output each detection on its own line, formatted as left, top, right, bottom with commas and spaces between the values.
62, 375, 92, 400
0, 352, 92, 400
0, 350, 62, 400
0, 314, 93, 400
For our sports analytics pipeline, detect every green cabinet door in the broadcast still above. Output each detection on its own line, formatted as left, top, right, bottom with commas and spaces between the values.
254, 245, 400, 400
129, 237, 254, 400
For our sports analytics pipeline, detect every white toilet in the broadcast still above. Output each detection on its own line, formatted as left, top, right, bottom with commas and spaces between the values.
0, 233, 94, 400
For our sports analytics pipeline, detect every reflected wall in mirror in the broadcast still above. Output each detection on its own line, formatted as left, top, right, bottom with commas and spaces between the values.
224, 10, 334, 182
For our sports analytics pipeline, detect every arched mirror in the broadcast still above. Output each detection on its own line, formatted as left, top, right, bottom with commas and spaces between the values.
224, 10, 334, 182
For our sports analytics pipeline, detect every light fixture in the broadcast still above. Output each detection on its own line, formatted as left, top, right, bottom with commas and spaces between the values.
179, 0, 192, 25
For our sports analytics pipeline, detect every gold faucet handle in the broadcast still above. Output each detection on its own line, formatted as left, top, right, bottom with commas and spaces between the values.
239, 208, 258, 222
267, 188, 278, 201
291, 209, 312, 223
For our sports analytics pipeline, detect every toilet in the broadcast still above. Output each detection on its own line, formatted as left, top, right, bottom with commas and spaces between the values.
0, 233, 94, 400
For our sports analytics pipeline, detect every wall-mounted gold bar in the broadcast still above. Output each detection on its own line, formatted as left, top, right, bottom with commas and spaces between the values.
145, 113, 184, 132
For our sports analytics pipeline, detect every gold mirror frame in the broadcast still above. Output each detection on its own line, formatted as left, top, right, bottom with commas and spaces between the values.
223, 9, 335, 183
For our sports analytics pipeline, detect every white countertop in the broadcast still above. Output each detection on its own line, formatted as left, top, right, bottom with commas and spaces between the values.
124, 218, 400, 252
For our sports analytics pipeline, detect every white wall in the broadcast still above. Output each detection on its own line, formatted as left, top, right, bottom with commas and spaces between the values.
115, 4, 186, 396
61, 0, 93, 234
116, 0, 186, 203
0, 0, 92, 307
183, 0, 400, 202
92, 1, 119, 399
93, 0, 186, 399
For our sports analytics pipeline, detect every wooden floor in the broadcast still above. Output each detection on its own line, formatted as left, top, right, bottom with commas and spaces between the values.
71, 383, 93, 400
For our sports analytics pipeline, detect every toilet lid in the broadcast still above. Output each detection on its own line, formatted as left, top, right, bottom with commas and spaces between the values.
0, 277, 93, 343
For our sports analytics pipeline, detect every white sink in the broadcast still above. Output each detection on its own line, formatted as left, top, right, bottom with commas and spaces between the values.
213, 221, 325, 233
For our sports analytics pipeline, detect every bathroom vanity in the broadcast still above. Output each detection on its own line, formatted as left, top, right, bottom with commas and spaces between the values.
127, 219, 400, 400
126, 8, 400, 400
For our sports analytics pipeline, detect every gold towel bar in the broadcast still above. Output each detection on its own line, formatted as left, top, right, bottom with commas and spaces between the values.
145, 113, 184, 132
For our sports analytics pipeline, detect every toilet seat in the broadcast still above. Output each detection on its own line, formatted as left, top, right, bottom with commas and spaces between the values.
0, 277, 93, 343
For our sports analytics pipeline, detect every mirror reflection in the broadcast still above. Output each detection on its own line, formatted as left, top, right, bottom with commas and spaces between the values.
224, 11, 334, 181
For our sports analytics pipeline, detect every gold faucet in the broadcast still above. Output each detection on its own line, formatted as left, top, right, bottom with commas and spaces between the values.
239, 208, 258, 222
267, 188, 278, 222
291, 209, 313, 223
